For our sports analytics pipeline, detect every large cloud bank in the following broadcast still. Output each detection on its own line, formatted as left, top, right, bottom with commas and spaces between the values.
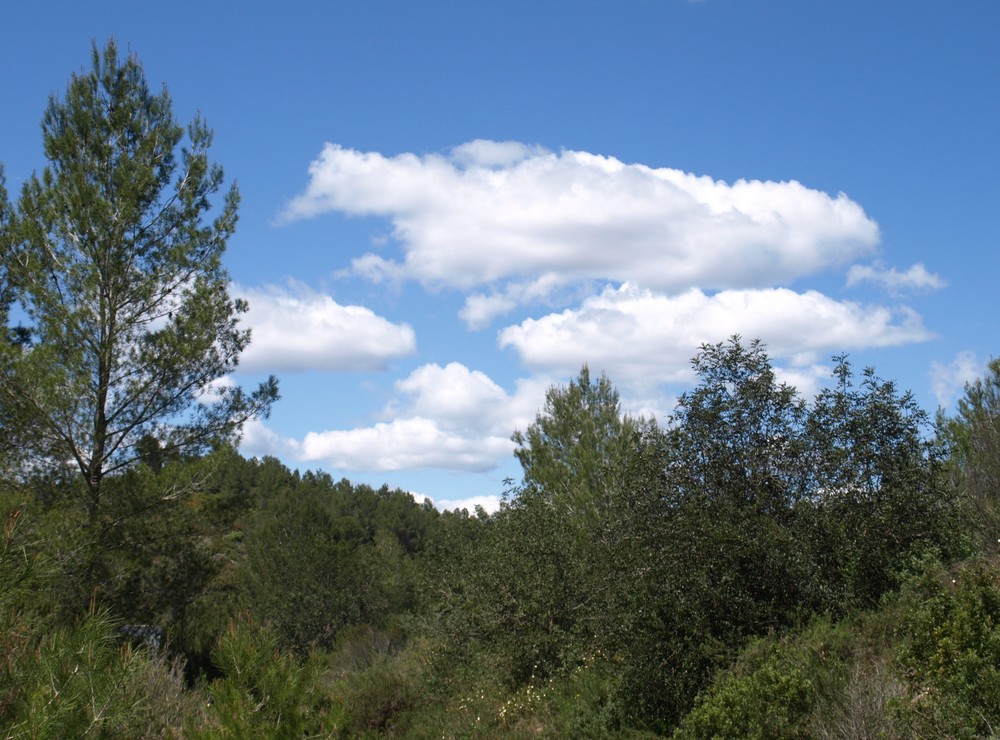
282, 140, 881, 325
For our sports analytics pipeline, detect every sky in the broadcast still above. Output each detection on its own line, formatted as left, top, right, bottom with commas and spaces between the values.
2, 1, 998, 512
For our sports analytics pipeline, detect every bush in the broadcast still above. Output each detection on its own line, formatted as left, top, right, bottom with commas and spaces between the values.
674, 646, 814, 739
673, 613, 905, 739
893, 558, 1000, 738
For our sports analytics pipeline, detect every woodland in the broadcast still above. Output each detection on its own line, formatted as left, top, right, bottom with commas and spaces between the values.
4, 42, 1000, 738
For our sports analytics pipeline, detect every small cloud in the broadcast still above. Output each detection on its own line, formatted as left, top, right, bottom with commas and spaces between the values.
234, 281, 416, 373
293, 363, 546, 473
423, 493, 503, 515
299, 417, 514, 472
458, 274, 564, 329
930, 351, 983, 409
460, 292, 520, 329
239, 419, 301, 460
846, 262, 946, 293
449, 139, 545, 169
348, 254, 406, 285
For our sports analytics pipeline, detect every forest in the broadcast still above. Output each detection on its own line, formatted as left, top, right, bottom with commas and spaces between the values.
4, 42, 1000, 738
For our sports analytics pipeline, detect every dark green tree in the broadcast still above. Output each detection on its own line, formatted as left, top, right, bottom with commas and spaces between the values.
610, 338, 813, 729
619, 339, 960, 729
665, 337, 809, 514
802, 357, 963, 609
0, 171, 40, 473
0, 41, 277, 526
659, 337, 811, 632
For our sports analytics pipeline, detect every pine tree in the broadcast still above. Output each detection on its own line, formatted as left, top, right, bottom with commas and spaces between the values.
0, 41, 277, 525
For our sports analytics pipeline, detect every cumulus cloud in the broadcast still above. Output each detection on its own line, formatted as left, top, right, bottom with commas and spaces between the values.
299, 417, 512, 472
847, 262, 946, 293
296, 363, 547, 473
234, 282, 416, 373
930, 351, 983, 409
280, 141, 880, 318
390, 363, 512, 428
499, 283, 933, 390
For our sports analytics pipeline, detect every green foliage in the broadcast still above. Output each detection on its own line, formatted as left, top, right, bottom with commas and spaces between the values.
0, 171, 32, 473
513, 365, 644, 525
464, 337, 965, 732
428, 367, 664, 709
672, 611, 906, 740
237, 462, 434, 654
1, 605, 192, 738
800, 356, 966, 611
1, 484, 95, 626
0, 40, 277, 525
241, 484, 369, 653
666, 337, 809, 513
96, 461, 218, 637
317, 626, 424, 735
192, 615, 326, 738
676, 655, 814, 739
893, 558, 1000, 738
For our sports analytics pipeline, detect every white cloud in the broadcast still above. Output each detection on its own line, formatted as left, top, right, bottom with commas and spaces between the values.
450, 139, 547, 168
499, 283, 933, 391
930, 351, 983, 409
460, 292, 520, 329
234, 282, 416, 373
300, 417, 513, 472
258, 140, 943, 481
239, 418, 301, 460
391, 362, 511, 428
296, 363, 547, 473
281, 141, 880, 315
423, 494, 504, 515
846, 262, 946, 293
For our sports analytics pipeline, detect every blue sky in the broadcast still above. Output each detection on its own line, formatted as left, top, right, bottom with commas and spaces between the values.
3, 1, 998, 511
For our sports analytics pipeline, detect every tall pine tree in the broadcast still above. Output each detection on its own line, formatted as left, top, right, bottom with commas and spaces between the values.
0, 41, 277, 525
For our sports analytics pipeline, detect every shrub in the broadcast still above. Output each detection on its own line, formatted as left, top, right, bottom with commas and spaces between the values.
893, 559, 1000, 738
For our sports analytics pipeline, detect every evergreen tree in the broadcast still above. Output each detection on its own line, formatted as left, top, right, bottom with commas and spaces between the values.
512, 365, 644, 526
0, 41, 277, 525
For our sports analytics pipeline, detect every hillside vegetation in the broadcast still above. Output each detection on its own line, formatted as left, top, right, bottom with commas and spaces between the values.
3, 339, 1000, 737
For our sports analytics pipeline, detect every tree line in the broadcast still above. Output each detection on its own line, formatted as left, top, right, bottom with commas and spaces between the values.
3, 41, 1000, 737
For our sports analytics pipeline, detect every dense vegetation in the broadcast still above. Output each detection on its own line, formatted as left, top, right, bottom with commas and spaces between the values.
4, 42, 1000, 738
